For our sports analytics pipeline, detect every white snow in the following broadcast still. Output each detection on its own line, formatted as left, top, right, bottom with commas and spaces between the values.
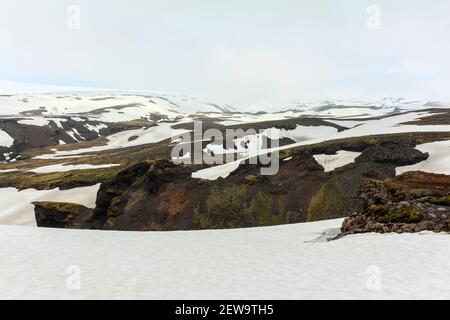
314, 151, 362, 172
264, 125, 338, 142
191, 160, 242, 180
0, 81, 233, 121
396, 140, 450, 176
0, 184, 100, 226
50, 118, 67, 129
0, 219, 448, 299
36, 122, 191, 159
325, 119, 368, 128
85, 123, 107, 133
17, 117, 68, 128
29, 163, 120, 174
17, 117, 50, 126
2, 81, 446, 124
0, 169, 19, 173
0, 129, 14, 147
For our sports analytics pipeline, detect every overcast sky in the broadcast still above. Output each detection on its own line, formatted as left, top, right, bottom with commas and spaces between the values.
1, 0, 449, 106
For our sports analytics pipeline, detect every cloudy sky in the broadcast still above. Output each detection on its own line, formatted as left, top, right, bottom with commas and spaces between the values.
0, 0, 449, 106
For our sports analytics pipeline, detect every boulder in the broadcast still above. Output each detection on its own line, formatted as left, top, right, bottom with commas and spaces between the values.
33, 201, 93, 229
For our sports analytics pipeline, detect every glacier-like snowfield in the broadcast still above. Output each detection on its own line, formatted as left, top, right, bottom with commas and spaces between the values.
0, 219, 449, 299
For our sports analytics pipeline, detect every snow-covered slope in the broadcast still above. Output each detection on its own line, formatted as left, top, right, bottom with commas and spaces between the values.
191, 111, 450, 181
0, 185, 100, 226
0, 219, 449, 299
0, 81, 235, 121
1, 81, 447, 121
396, 140, 450, 175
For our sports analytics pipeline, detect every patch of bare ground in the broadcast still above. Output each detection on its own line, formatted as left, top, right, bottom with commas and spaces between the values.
400, 108, 450, 125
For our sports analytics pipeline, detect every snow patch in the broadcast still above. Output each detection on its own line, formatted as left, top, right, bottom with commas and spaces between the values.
0, 184, 100, 226
192, 160, 242, 180
29, 163, 120, 174
0, 130, 14, 147
313, 151, 361, 172
396, 140, 450, 176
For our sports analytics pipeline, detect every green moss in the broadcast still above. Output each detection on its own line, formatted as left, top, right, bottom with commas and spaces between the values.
367, 204, 391, 216
192, 205, 204, 228
0, 166, 123, 190
33, 201, 81, 217
131, 175, 146, 189
367, 204, 423, 223
378, 207, 422, 223
306, 180, 351, 222
428, 196, 450, 206
244, 191, 273, 226
197, 179, 212, 186
272, 200, 286, 225
244, 175, 257, 185
196, 186, 281, 229
394, 188, 432, 201
105, 218, 117, 230
205, 185, 248, 229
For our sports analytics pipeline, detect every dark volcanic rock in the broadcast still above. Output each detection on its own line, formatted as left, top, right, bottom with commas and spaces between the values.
72, 153, 327, 231
34, 202, 93, 229
305, 140, 431, 221
355, 145, 429, 166
91, 161, 152, 228
31, 134, 446, 232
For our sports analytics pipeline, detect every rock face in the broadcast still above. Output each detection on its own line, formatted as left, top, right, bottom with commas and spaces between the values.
339, 176, 450, 237
33, 202, 93, 229
88, 154, 326, 231
306, 139, 430, 221
33, 135, 441, 231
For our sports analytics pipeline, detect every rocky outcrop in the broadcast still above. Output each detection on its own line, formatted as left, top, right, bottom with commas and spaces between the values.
306, 140, 430, 221
354, 145, 428, 166
32, 135, 441, 231
338, 176, 450, 237
33, 201, 93, 229
86, 154, 326, 231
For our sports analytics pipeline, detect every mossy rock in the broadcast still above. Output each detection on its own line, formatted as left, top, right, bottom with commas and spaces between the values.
368, 204, 387, 215
33, 201, 82, 217
368, 204, 423, 223
428, 196, 450, 206
394, 188, 432, 201
381, 208, 422, 223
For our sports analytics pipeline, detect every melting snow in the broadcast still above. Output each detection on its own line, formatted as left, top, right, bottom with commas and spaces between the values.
29, 163, 120, 174
313, 151, 362, 172
192, 160, 242, 180
0, 129, 14, 147
36, 122, 191, 159
396, 140, 450, 176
